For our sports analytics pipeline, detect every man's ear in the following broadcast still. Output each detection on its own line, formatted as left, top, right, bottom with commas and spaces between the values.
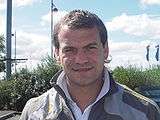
54, 48, 60, 63
104, 44, 109, 60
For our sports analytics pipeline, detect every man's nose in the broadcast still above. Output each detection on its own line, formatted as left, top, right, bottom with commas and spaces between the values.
75, 50, 89, 64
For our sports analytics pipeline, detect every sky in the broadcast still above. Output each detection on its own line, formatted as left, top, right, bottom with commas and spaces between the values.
0, 0, 160, 73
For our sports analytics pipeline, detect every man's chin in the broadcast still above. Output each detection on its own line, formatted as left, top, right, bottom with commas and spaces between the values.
69, 78, 96, 87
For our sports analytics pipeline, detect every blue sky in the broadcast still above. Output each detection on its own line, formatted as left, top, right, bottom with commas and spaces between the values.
0, 0, 160, 72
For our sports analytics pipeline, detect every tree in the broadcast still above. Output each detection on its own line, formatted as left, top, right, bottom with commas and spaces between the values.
0, 35, 5, 72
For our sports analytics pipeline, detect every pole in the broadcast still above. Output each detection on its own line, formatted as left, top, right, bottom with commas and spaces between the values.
51, 0, 58, 58
51, 0, 53, 58
6, 0, 12, 80
14, 31, 17, 73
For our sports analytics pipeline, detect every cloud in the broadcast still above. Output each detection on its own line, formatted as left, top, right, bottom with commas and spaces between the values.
140, 0, 160, 5
10, 30, 55, 70
12, 30, 50, 68
106, 13, 160, 39
0, 14, 5, 34
106, 13, 159, 69
108, 39, 158, 69
41, 10, 68, 26
0, 0, 40, 11
0, 0, 6, 11
14, 0, 40, 7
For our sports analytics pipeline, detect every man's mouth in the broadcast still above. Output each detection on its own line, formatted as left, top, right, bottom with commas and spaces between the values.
72, 67, 93, 72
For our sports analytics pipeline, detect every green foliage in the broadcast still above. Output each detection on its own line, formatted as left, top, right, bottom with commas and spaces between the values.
0, 55, 61, 111
113, 65, 160, 90
0, 35, 5, 72
0, 68, 35, 111
144, 65, 160, 86
11, 68, 37, 111
33, 55, 61, 91
0, 80, 15, 110
0, 35, 5, 52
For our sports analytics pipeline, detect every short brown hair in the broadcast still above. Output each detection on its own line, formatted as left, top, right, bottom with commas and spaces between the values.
53, 10, 108, 49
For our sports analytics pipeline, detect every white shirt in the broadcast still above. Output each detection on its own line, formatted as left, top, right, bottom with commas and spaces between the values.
57, 68, 110, 120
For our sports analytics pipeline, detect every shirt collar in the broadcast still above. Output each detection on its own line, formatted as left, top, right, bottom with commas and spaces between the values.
94, 67, 110, 104
57, 71, 73, 101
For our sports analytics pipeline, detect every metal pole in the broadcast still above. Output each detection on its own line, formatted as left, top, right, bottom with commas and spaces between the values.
51, 0, 53, 58
14, 31, 17, 73
51, 1, 58, 58
6, 0, 12, 80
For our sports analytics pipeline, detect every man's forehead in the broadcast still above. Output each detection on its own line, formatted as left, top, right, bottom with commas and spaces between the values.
59, 25, 99, 34
57, 26, 101, 47
58, 26, 99, 39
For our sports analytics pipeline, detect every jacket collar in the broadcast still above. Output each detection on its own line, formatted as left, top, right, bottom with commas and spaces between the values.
50, 69, 119, 99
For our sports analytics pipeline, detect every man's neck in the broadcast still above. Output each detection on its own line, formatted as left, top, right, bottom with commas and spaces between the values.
67, 78, 103, 112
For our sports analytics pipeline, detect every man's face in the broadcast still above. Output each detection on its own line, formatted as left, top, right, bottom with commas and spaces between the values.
55, 26, 109, 87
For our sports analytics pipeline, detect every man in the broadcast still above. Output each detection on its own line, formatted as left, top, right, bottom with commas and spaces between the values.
20, 10, 160, 120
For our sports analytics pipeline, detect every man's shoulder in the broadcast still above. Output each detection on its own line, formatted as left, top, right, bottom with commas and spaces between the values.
20, 87, 64, 120
24, 87, 58, 112
118, 83, 160, 113
103, 83, 160, 120
120, 84, 155, 104
26, 92, 47, 107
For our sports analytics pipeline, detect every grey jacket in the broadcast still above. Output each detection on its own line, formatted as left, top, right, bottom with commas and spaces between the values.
20, 71, 160, 120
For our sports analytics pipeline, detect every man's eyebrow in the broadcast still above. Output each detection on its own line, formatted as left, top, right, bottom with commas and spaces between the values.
62, 46, 75, 50
83, 42, 98, 48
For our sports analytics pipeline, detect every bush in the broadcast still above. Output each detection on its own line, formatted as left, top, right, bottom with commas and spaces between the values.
0, 80, 15, 110
33, 55, 61, 91
0, 68, 35, 111
0, 35, 5, 72
0, 56, 61, 111
112, 65, 160, 90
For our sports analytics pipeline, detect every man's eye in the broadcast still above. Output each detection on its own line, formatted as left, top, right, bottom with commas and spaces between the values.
64, 49, 73, 53
63, 48, 76, 54
88, 46, 97, 49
